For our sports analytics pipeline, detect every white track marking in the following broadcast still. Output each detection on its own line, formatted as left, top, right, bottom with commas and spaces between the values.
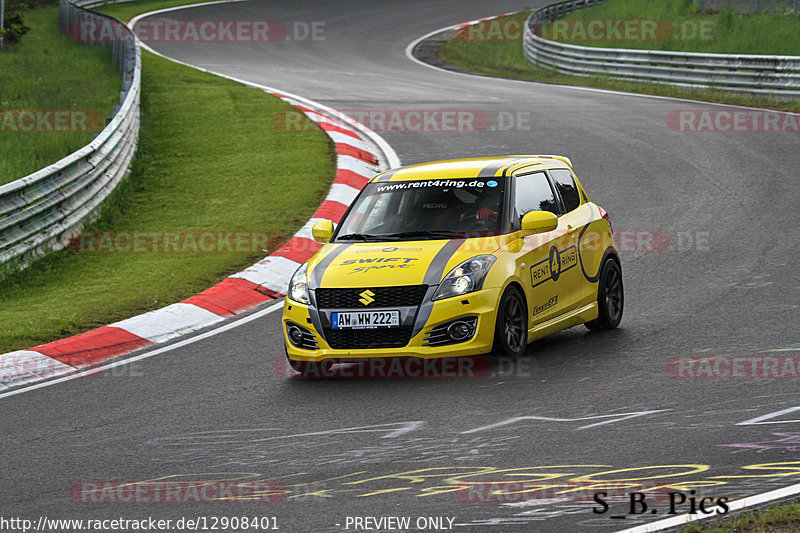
294, 218, 328, 241
336, 154, 380, 175
327, 183, 362, 205
325, 131, 372, 151
0, 300, 284, 400
0, 351, 74, 386
110, 303, 225, 343
230, 255, 303, 291
462, 410, 669, 433
737, 406, 800, 426
615, 481, 800, 533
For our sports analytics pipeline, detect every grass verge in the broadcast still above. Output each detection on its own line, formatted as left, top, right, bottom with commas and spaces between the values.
542, 0, 800, 55
680, 500, 800, 532
0, 6, 120, 185
0, 8, 334, 352
95, 0, 213, 23
440, 8, 800, 113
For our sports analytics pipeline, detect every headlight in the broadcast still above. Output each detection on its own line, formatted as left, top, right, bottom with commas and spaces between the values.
432, 255, 496, 300
288, 262, 310, 304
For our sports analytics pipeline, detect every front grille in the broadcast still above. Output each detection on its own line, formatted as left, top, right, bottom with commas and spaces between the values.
315, 285, 428, 309
324, 326, 414, 350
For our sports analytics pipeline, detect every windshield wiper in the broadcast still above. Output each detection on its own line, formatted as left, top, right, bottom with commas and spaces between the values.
337, 233, 384, 241
381, 230, 457, 240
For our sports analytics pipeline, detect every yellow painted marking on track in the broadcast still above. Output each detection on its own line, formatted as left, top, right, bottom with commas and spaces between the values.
355, 487, 412, 497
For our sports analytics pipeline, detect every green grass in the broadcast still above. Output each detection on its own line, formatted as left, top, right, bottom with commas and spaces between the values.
0, 6, 121, 185
94, 0, 211, 23
545, 0, 800, 55
679, 501, 800, 532
440, 9, 800, 113
0, 46, 334, 352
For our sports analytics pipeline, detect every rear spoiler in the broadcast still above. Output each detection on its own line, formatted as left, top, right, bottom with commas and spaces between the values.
536, 155, 573, 168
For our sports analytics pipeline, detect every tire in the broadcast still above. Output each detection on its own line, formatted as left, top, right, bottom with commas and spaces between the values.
288, 357, 334, 377
585, 259, 624, 331
493, 286, 528, 356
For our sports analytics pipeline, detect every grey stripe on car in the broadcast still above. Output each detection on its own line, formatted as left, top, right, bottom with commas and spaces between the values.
412, 239, 465, 338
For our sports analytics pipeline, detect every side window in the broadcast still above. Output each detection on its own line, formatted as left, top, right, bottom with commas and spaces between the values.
550, 169, 581, 213
514, 172, 558, 224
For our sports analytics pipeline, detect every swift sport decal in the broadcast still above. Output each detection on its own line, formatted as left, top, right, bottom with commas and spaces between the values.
530, 245, 578, 287
340, 257, 420, 274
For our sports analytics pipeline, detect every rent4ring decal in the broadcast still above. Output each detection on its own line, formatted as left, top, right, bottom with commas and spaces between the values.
530, 245, 578, 287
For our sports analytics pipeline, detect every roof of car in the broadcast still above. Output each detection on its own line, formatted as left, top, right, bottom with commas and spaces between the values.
370, 155, 573, 182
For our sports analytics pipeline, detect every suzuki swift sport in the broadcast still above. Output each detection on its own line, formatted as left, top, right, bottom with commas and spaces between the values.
282, 156, 623, 375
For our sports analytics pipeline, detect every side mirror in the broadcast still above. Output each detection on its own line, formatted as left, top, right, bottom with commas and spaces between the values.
521, 211, 558, 234
311, 220, 334, 243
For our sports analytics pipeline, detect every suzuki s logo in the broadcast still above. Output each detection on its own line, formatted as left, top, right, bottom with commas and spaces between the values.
359, 289, 375, 306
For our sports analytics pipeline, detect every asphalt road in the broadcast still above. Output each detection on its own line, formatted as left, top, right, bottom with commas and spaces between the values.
3, 1, 800, 532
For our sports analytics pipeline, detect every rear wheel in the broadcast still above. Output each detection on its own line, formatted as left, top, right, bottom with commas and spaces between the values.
586, 259, 623, 331
493, 286, 528, 356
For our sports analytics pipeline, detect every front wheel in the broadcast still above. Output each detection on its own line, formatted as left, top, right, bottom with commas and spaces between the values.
493, 286, 528, 356
586, 259, 624, 331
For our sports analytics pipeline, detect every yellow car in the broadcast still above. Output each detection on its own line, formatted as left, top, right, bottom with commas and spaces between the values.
282, 156, 622, 375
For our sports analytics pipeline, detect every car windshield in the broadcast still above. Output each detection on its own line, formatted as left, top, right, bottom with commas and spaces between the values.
335, 178, 505, 241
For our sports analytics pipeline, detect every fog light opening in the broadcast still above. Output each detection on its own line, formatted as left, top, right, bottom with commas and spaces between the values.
288, 324, 304, 346
448, 321, 473, 342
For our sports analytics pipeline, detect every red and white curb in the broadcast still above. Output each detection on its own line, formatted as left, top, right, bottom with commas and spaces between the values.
0, 1, 400, 392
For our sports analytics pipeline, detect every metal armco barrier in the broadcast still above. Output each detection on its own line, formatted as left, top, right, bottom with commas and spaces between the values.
523, 0, 800, 98
0, 0, 140, 275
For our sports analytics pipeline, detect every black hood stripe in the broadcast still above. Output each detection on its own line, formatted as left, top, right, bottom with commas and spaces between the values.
412, 239, 466, 338
373, 168, 400, 182
309, 244, 351, 290
477, 157, 525, 178
422, 239, 465, 286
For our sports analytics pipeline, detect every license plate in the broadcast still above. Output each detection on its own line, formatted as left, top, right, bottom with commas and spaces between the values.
331, 310, 400, 329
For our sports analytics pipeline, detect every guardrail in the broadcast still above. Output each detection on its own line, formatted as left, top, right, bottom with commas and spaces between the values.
0, 0, 140, 275
698, 0, 800, 13
523, 0, 800, 98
